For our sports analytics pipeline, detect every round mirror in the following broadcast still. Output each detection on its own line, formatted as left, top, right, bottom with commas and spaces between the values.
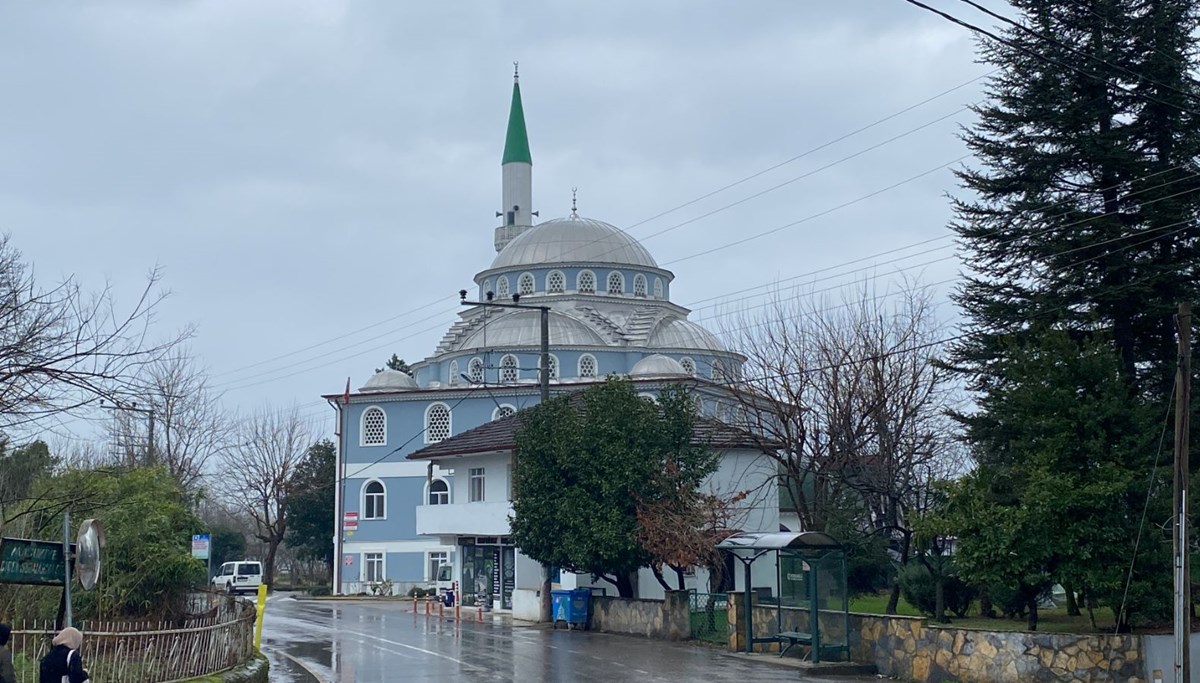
76, 518, 105, 590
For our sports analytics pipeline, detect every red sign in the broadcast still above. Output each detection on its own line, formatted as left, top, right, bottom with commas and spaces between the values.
343, 554, 354, 566
343, 512, 358, 530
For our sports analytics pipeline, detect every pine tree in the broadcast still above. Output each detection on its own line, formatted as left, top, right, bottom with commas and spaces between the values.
950, 0, 1200, 403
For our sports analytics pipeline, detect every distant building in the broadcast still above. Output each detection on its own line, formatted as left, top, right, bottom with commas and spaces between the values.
325, 71, 777, 607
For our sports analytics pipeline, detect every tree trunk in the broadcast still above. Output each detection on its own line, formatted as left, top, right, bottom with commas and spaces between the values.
263, 540, 279, 588
674, 566, 686, 591
1064, 584, 1080, 616
887, 532, 912, 615
934, 575, 947, 624
615, 572, 635, 598
979, 587, 995, 619
1026, 589, 1039, 631
650, 565, 672, 592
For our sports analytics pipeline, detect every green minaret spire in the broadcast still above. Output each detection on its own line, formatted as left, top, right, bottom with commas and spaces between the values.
502, 66, 532, 165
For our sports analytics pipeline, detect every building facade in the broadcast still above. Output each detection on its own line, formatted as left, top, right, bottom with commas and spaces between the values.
326, 72, 774, 601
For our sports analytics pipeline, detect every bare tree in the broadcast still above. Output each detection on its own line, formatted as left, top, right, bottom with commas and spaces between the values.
107, 349, 231, 493
0, 235, 187, 433
722, 279, 964, 612
220, 405, 313, 586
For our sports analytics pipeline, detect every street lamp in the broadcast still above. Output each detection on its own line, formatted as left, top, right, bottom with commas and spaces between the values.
458, 289, 550, 403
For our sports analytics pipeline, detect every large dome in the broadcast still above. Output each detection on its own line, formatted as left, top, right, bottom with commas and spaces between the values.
490, 216, 658, 270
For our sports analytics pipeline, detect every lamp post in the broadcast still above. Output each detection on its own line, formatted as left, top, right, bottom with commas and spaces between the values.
458, 288, 551, 620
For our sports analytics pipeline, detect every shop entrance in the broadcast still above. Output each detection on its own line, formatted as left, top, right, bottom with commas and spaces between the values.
460, 537, 516, 609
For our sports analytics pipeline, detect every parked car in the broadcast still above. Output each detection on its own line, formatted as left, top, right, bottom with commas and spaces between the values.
212, 560, 263, 595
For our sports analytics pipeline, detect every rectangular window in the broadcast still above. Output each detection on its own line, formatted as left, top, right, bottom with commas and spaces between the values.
363, 552, 384, 583
506, 463, 513, 501
469, 467, 485, 502
428, 551, 449, 581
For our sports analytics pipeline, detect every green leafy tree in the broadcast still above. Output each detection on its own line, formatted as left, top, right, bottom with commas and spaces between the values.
510, 378, 714, 597
210, 526, 247, 571
949, 1, 1200, 401
285, 440, 336, 577
374, 355, 411, 375
0, 440, 56, 521
936, 331, 1166, 629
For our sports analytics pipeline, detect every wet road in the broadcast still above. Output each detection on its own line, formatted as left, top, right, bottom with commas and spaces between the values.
259, 595, 876, 682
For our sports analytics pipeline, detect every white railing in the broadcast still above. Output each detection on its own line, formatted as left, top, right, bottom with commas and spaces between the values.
10, 592, 256, 683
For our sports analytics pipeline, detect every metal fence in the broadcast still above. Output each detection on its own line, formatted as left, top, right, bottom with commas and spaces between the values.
10, 592, 256, 683
688, 591, 729, 644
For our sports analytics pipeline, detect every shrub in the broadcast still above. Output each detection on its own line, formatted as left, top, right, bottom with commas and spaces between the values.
308, 585, 331, 597
899, 560, 975, 619
407, 586, 435, 598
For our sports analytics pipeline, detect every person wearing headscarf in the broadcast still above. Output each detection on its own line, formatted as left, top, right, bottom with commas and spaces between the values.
38, 626, 88, 683
0, 623, 15, 683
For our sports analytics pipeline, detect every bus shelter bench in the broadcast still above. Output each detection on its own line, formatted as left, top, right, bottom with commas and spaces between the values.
776, 631, 812, 658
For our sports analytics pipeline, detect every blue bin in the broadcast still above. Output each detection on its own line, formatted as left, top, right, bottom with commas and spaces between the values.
551, 588, 592, 628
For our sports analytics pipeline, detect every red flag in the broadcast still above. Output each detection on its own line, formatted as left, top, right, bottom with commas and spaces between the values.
343, 377, 351, 405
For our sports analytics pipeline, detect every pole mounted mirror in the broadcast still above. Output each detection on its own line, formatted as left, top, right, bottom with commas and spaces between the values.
76, 518, 105, 590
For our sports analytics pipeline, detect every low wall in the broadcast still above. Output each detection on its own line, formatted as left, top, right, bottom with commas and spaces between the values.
728, 597, 1147, 683
589, 591, 690, 640
512, 588, 541, 622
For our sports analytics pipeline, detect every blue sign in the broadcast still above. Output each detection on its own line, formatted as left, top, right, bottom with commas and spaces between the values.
191, 534, 211, 560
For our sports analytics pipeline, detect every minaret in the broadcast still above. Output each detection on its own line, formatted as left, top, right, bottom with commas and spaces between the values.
495, 63, 535, 253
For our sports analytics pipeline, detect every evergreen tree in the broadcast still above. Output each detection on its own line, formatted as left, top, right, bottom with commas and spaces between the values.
374, 354, 411, 376
950, 0, 1200, 401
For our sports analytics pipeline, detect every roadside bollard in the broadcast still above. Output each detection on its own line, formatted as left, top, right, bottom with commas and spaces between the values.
477, 605, 483, 622
426, 598, 432, 615
412, 596, 418, 614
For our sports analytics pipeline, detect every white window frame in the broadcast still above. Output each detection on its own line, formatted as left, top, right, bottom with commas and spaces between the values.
426, 478, 450, 505
577, 270, 596, 294
426, 551, 450, 581
711, 359, 725, 381
362, 479, 387, 520
680, 357, 696, 376
362, 551, 385, 584
425, 402, 452, 443
546, 353, 559, 380
468, 357, 484, 383
448, 360, 459, 386
360, 406, 387, 447
607, 271, 625, 295
492, 404, 517, 421
482, 279, 492, 297
654, 277, 664, 299
578, 353, 598, 379
496, 275, 510, 299
633, 273, 647, 297
499, 354, 519, 383
469, 467, 486, 503
518, 272, 535, 296
547, 270, 566, 293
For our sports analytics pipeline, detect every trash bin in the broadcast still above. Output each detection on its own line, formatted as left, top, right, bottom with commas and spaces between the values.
551, 588, 592, 629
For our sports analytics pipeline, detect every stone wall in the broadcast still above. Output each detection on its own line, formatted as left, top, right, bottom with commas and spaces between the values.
590, 591, 690, 640
728, 598, 1147, 683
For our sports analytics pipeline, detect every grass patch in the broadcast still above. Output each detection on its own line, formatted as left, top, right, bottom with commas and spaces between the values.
848, 593, 923, 617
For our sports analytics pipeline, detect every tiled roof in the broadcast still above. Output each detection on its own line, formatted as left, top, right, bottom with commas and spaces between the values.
407, 406, 776, 461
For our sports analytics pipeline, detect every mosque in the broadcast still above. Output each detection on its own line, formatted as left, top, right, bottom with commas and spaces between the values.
327, 71, 778, 611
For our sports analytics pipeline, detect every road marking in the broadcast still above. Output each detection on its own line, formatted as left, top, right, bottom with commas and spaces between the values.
276, 649, 331, 683
338, 627, 487, 671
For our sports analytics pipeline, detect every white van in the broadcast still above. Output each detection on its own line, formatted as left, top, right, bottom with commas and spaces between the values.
212, 561, 263, 595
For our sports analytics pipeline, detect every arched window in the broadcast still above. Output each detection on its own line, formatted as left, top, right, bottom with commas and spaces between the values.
518, 272, 535, 296
468, 357, 484, 383
500, 354, 519, 383
492, 404, 517, 420
483, 279, 492, 297
428, 479, 449, 505
633, 274, 647, 297
361, 407, 386, 446
547, 270, 565, 293
547, 353, 559, 380
496, 276, 510, 299
425, 403, 452, 443
711, 359, 725, 382
363, 480, 386, 519
448, 360, 459, 386
680, 357, 696, 376
578, 354, 597, 379
654, 278, 664, 299
578, 270, 596, 294
607, 271, 624, 295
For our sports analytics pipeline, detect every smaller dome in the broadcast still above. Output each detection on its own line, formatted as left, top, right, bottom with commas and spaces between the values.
359, 369, 419, 392
649, 319, 726, 352
630, 354, 688, 378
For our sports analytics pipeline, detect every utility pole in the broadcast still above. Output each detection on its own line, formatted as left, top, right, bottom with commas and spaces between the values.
101, 400, 156, 467
1175, 302, 1192, 683
459, 288, 552, 621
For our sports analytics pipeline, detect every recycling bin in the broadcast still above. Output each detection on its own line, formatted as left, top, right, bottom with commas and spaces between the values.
551, 588, 591, 629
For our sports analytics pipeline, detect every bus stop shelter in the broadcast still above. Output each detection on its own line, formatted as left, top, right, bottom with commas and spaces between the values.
717, 531, 849, 663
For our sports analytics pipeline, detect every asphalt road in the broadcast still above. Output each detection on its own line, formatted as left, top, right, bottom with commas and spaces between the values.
259, 595, 880, 683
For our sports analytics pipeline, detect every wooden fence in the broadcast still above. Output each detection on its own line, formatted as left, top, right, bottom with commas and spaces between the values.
9, 591, 256, 683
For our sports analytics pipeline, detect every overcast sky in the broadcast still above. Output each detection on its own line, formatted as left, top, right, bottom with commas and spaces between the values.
1, 1, 992, 445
